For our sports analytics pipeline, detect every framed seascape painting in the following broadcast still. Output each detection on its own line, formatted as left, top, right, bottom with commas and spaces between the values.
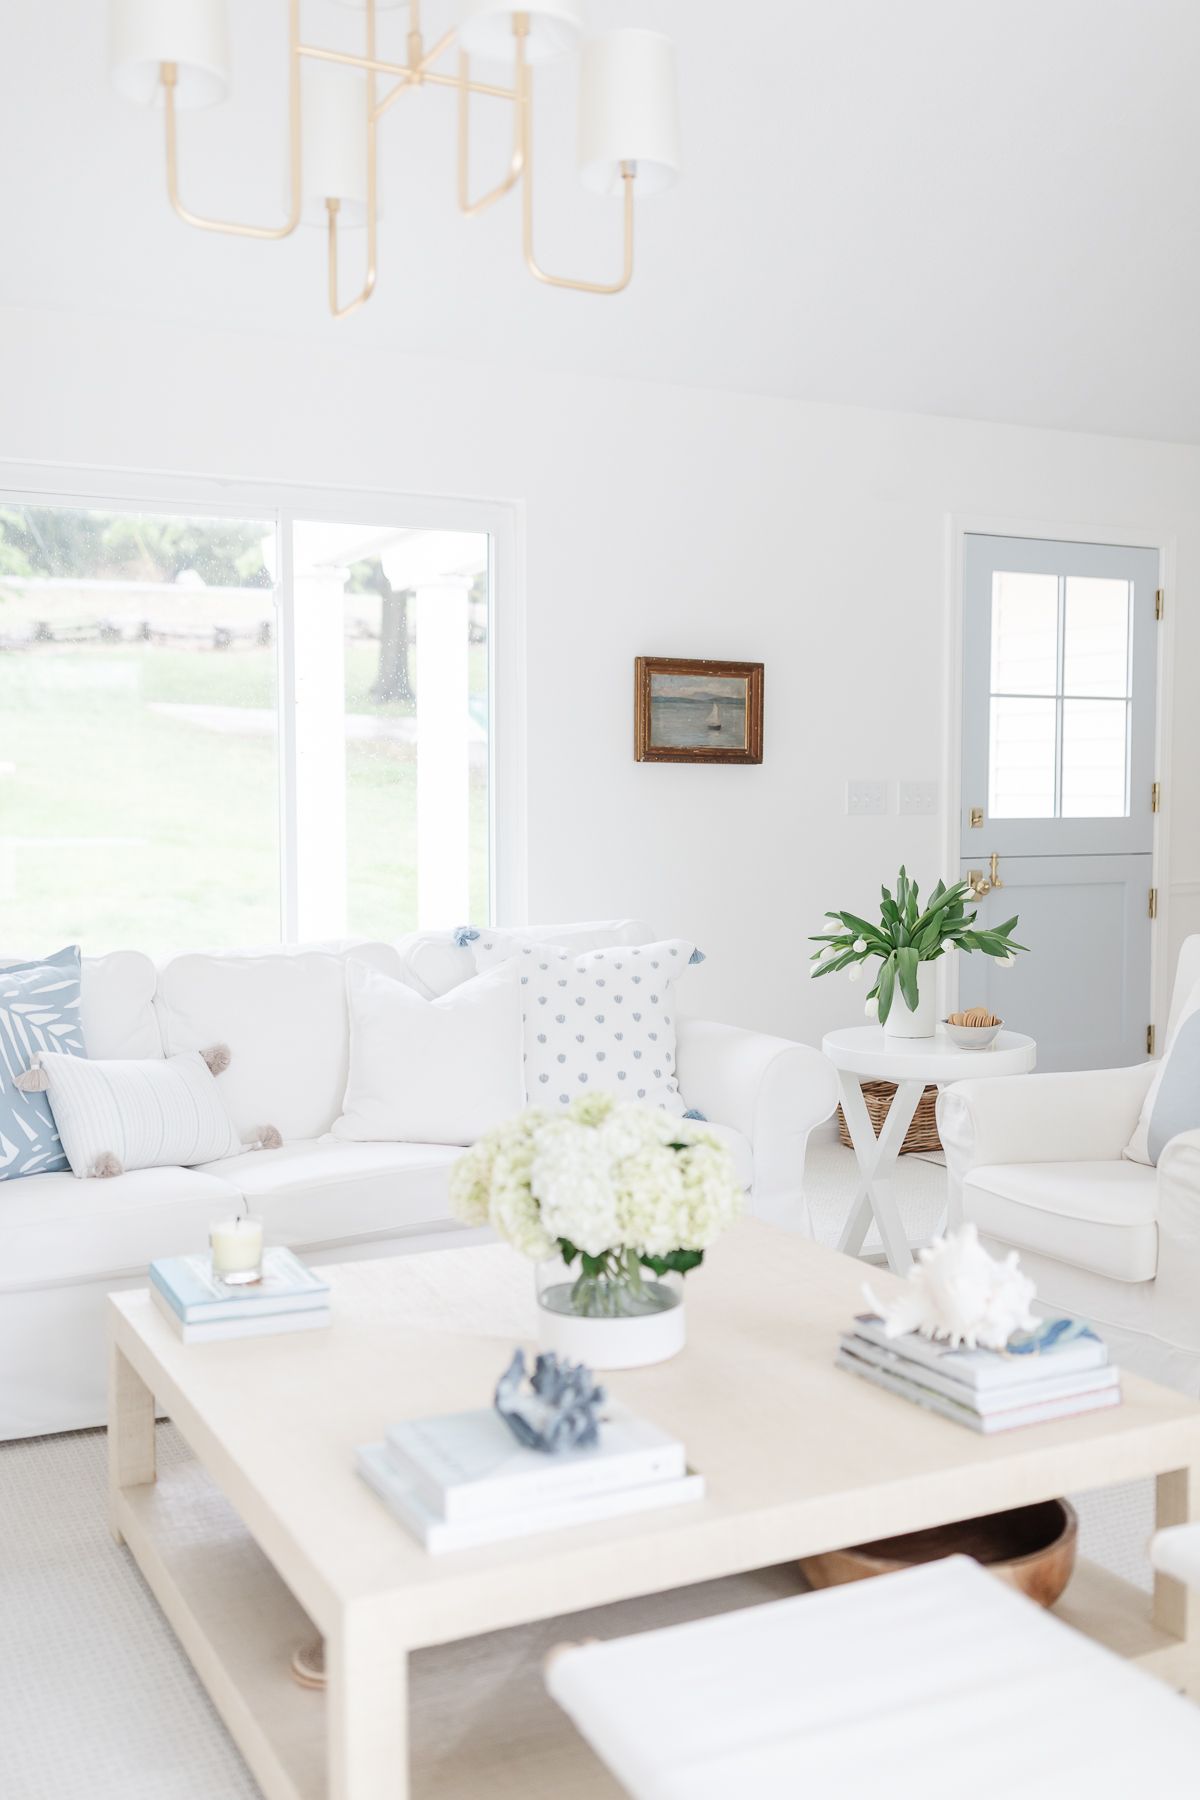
634, 657, 764, 764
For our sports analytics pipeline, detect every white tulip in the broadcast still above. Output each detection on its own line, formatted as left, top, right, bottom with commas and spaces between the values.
942, 939, 957, 956
998, 952, 1016, 969
853, 938, 867, 954
864, 996, 879, 1019
848, 963, 864, 983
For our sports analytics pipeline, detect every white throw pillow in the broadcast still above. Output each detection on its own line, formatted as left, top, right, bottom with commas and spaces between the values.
470, 937, 703, 1115
332, 958, 524, 1147
35, 1051, 243, 1179
1125, 975, 1200, 1165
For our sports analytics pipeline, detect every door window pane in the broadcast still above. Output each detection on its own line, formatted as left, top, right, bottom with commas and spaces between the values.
1063, 577, 1131, 698
1061, 699, 1129, 818
290, 522, 490, 940
989, 697, 1057, 818
0, 504, 278, 952
990, 571, 1058, 695
986, 566, 1133, 820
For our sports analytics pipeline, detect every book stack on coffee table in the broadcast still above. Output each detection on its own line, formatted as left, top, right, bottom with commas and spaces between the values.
837, 1313, 1119, 1433
149, 1248, 331, 1343
357, 1403, 704, 1552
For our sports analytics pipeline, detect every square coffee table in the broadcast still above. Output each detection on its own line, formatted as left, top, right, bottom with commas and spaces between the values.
108, 1221, 1200, 1800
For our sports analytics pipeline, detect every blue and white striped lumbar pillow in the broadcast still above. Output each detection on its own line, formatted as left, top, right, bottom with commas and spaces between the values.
0, 946, 85, 1180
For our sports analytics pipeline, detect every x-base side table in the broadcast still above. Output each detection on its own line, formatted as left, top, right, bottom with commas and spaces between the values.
822, 1025, 1037, 1274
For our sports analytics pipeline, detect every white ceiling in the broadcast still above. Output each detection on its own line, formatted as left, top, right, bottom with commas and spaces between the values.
6, 0, 1200, 442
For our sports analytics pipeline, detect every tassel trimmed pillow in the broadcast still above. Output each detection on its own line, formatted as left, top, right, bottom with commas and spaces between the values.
19, 1049, 245, 1179
467, 936, 705, 1115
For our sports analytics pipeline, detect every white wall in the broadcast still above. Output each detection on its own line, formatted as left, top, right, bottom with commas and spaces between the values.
2, 302, 1198, 1043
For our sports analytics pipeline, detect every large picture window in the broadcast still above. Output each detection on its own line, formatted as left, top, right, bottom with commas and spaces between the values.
0, 499, 492, 952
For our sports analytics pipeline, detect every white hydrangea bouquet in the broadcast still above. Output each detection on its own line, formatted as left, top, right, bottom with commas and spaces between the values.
450, 1092, 743, 1320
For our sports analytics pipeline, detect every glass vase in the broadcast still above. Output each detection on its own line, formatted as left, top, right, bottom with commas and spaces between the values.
535, 1251, 685, 1369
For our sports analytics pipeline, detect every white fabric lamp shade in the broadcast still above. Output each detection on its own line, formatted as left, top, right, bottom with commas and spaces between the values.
109, 0, 231, 110
578, 28, 680, 197
458, 0, 584, 67
301, 59, 370, 227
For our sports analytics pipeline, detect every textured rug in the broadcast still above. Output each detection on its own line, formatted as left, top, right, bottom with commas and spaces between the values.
0, 1143, 1157, 1798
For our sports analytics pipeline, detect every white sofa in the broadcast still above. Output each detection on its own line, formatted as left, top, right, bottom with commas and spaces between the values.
939, 934, 1200, 1396
0, 920, 837, 1440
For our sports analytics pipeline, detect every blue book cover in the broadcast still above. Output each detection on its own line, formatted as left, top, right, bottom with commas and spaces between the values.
149, 1248, 329, 1323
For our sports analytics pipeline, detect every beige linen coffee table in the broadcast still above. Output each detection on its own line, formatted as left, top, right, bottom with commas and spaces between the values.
108, 1222, 1200, 1800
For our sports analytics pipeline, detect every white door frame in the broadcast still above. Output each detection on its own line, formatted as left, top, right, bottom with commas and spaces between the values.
0, 457, 528, 933
941, 511, 1176, 1043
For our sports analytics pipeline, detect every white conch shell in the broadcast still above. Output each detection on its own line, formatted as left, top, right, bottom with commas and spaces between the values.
864, 1223, 1037, 1351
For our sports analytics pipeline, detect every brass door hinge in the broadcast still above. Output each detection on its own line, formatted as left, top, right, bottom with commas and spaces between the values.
1156, 588, 1165, 620
969, 806, 983, 829
1152, 781, 1161, 813
1148, 1024, 1156, 1056
1149, 887, 1158, 919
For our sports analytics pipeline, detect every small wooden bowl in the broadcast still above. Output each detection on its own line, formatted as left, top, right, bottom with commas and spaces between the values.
799, 1498, 1078, 1610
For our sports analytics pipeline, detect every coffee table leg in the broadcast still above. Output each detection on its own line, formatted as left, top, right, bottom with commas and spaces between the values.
1155, 1466, 1200, 1677
836, 1073, 922, 1273
328, 1601, 410, 1800
108, 1340, 156, 1546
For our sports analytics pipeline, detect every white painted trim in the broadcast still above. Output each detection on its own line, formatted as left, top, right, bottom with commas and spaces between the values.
0, 458, 527, 936
941, 510, 1176, 1039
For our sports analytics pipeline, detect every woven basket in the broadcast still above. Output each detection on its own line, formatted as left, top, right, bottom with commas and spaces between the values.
837, 1080, 942, 1155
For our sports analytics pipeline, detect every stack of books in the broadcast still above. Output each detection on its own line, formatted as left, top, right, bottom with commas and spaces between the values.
149, 1247, 331, 1343
837, 1312, 1120, 1433
357, 1404, 704, 1552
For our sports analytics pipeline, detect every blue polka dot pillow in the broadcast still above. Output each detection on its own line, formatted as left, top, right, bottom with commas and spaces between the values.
465, 933, 704, 1114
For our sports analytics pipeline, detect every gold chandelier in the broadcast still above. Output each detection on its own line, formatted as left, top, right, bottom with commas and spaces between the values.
109, 0, 681, 318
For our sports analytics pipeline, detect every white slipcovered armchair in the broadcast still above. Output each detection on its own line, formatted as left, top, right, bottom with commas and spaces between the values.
938, 936, 1200, 1396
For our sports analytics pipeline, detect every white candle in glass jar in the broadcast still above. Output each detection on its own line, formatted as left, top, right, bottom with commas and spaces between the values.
210, 1216, 264, 1282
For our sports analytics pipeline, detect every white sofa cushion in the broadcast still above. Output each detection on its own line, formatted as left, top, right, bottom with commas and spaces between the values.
396, 921, 655, 1000
0, 1164, 243, 1291
195, 1138, 467, 1251
963, 1160, 1158, 1283
2, 950, 161, 1061
154, 943, 403, 1140
35, 1050, 243, 1178
333, 960, 524, 1147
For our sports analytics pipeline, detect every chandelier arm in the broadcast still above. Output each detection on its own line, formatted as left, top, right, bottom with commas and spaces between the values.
300, 42, 513, 103
374, 74, 416, 122
457, 48, 524, 218
327, 0, 379, 318
520, 64, 635, 295
162, 0, 302, 241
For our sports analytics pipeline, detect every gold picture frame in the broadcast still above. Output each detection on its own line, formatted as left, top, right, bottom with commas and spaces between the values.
634, 657, 764, 764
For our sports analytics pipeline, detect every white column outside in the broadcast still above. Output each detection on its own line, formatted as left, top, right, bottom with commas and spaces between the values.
292, 564, 348, 941
415, 579, 471, 929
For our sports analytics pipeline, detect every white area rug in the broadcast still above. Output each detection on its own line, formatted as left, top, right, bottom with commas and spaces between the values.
0, 1141, 1156, 1798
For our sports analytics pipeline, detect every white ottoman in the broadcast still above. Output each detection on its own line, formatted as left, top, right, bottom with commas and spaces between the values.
546, 1555, 1200, 1799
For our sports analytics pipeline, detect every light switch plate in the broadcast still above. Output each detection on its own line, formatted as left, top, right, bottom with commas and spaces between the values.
899, 780, 939, 816
846, 780, 889, 817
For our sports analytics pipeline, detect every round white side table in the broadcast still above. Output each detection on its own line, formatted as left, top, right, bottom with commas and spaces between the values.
821, 1025, 1037, 1275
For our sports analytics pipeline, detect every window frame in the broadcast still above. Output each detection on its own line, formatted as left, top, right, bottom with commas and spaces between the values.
0, 463, 526, 940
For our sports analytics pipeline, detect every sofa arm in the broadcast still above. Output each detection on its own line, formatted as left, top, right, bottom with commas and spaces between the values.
937, 1063, 1156, 1228
675, 1019, 838, 1231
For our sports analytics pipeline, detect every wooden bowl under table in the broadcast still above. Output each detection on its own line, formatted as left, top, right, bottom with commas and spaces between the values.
799, 1498, 1078, 1610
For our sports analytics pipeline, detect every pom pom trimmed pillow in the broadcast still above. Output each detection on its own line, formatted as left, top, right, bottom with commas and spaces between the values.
28, 1050, 243, 1179
0, 946, 86, 1180
470, 936, 704, 1115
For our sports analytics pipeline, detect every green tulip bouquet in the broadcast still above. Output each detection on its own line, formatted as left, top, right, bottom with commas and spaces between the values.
809, 866, 1027, 1025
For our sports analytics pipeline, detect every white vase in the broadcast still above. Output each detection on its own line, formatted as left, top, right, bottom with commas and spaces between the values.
535, 1261, 686, 1369
884, 960, 937, 1039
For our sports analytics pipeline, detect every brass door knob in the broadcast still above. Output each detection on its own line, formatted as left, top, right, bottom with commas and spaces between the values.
967, 869, 991, 898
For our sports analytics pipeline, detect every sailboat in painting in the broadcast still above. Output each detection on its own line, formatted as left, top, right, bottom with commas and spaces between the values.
706, 702, 722, 732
